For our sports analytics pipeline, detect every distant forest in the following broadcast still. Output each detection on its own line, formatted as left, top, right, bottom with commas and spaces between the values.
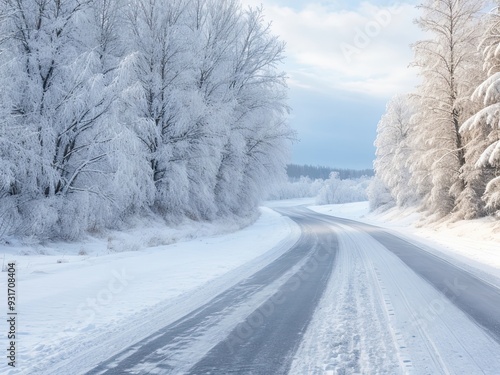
287, 164, 374, 180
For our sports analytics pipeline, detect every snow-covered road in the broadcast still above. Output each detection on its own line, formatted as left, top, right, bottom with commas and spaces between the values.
3, 204, 500, 374
288, 207, 500, 374
85, 208, 338, 375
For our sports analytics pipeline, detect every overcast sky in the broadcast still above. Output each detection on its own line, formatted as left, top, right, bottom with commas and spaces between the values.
241, 0, 424, 169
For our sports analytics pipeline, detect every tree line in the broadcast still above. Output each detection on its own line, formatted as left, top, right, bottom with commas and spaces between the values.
269, 173, 370, 203
0, 0, 293, 240
371, 0, 500, 220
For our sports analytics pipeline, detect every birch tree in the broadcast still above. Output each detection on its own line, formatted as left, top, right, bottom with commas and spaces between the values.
410, 0, 485, 218
373, 95, 416, 207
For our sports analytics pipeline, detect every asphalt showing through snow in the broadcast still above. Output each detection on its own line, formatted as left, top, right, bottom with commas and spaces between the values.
185, 211, 337, 374
85, 209, 338, 375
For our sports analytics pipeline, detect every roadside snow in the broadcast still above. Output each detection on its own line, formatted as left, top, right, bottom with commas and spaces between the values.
0, 207, 300, 375
309, 201, 500, 287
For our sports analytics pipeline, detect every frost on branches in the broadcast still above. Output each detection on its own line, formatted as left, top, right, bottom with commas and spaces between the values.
0, 0, 293, 240
373, 95, 415, 209
460, 5, 500, 216
370, 0, 500, 220
316, 173, 369, 205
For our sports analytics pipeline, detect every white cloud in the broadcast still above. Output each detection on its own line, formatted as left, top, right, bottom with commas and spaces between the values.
241, 1, 424, 98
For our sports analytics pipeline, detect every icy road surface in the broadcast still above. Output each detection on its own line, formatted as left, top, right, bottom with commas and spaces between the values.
80, 206, 500, 375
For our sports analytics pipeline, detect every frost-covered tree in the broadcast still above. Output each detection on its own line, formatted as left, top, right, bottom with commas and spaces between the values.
123, 0, 196, 218
186, 0, 244, 219
460, 5, 500, 216
123, 0, 292, 220
213, 5, 292, 216
410, 0, 485, 219
0, 0, 134, 238
373, 94, 416, 207
268, 176, 324, 200
0, 0, 292, 240
367, 176, 394, 211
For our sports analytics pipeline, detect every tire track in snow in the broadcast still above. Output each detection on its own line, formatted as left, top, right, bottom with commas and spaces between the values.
318, 211, 500, 374
289, 218, 400, 375
184, 212, 338, 375
84, 211, 337, 375
314, 210, 500, 345
372, 267, 413, 373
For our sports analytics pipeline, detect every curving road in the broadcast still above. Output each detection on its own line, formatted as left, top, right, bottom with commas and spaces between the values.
85, 208, 338, 375
288, 207, 500, 343
84, 206, 500, 375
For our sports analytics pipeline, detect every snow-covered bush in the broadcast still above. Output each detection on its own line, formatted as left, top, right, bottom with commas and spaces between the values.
268, 172, 372, 204
268, 177, 324, 200
316, 173, 370, 205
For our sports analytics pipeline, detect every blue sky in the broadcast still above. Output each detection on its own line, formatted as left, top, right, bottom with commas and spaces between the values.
242, 0, 423, 169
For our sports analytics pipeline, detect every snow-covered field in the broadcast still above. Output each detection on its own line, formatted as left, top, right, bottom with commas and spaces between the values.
310, 202, 500, 287
0, 207, 300, 374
